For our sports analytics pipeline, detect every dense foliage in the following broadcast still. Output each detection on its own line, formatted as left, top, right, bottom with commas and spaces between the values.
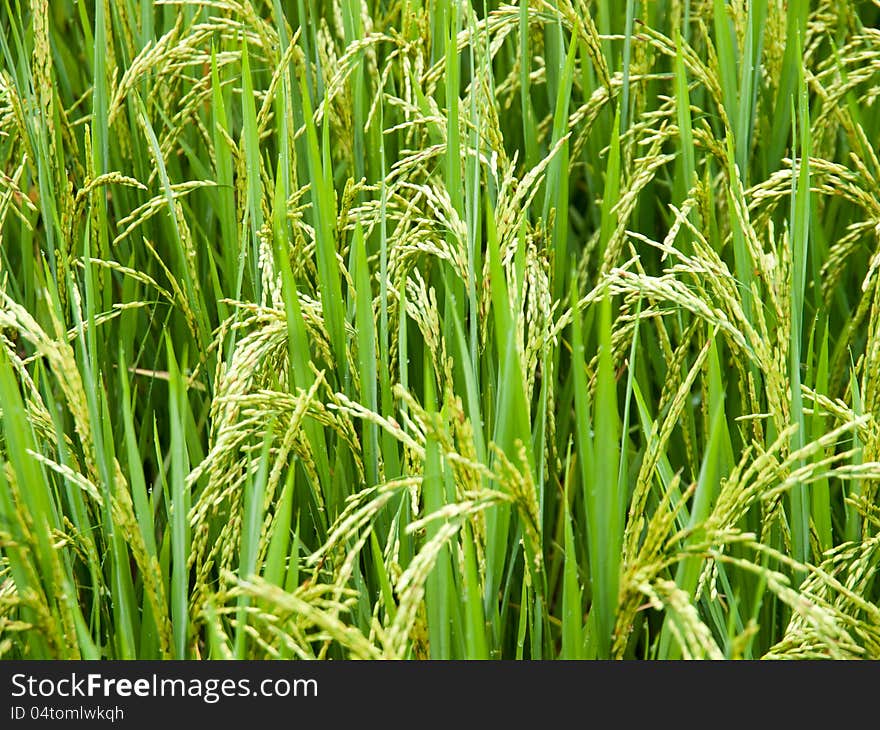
1, 0, 879, 659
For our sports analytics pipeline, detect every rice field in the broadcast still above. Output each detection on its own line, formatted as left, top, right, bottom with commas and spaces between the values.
1, 0, 879, 660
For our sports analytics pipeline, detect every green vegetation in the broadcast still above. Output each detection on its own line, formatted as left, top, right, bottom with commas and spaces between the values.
1, 0, 879, 660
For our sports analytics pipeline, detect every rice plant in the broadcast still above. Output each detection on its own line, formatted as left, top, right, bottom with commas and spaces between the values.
1, 0, 879, 660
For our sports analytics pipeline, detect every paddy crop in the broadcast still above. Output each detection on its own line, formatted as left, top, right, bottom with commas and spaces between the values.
1, 0, 879, 659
